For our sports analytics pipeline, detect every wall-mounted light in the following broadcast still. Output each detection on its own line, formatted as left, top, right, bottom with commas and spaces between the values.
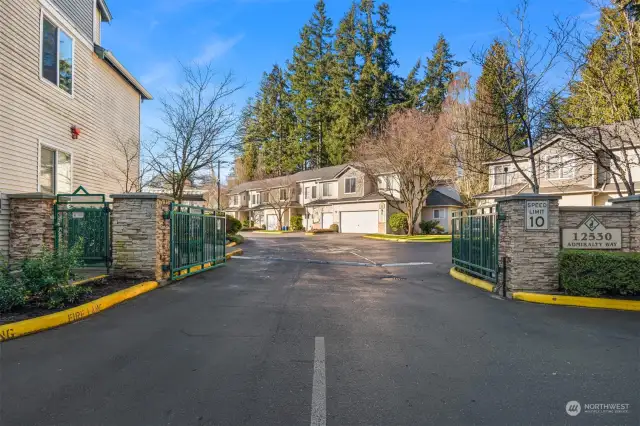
71, 125, 80, 140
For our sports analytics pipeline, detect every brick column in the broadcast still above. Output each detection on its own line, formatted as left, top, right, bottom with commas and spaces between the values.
8, 193, 55, 263
497, 194, 561, 292
111, 193, 172, 281
610, 195, 640, 252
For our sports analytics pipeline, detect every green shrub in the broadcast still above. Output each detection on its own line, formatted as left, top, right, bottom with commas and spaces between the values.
227, 234, 245, 245
261, 224, 267, 230
419, 220, 440, 234
291, 215, 303, 231
225, 215, 242, 235
241, 219, 255, 228
389, 213, 408, 234
559, 250, 640, 297
434, 224, 445, 234
0, 257, 26, 313
329, 224, 339, 232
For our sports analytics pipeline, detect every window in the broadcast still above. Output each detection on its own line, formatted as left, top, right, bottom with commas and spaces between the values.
322, 182, 333, 197
493, 166, 506, 186
233, 195, 238, 205
42, 16, 74, 95
344, 177, 356, 194
433, 209, 441, 219
280, 188, 287, 201
305, 187, 311, 199
40, 146, 71, 194
547, 155, 574, 179
251, 194, 256, 205
311, 186, 317, 199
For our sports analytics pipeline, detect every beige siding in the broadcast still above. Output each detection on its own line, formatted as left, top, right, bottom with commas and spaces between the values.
0, 0, 142, 254
337, 167, 367, 198
51, 0, 93, 40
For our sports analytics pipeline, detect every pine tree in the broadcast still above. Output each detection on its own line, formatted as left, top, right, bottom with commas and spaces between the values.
288, 0, 334, 169
395, 59, 425, 110
421, 35, 465, 114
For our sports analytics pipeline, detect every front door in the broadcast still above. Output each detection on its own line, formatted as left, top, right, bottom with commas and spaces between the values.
322, 213, 333, 229
267, 214, 278, 231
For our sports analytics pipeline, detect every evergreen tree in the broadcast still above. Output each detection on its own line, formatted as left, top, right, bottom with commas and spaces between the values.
421, 35, 465, 114
395, 59, 426, 110
288, 0, 334, 169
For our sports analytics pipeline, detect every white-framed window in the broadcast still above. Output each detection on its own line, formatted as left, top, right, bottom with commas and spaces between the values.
433, 209, 442, 219
493, 166, 506, 186
280, 188, 287, 201
39, 144, 72, 194
322, 182, 333, 197
547, 155, 575, 179
344, 177, 356, 194
311, 185, 317, 199
41, 14, 74, 95
305, 187, 311, 200
233, 195, 238, 205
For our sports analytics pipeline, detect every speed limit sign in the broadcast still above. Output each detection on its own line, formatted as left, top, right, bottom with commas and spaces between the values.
525, 200, 548, 230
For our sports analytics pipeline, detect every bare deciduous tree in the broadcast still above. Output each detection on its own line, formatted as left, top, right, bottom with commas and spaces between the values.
101, 132, 150, 193
145, 63, 243, 202
451, 0, 577, 194
355, 110, 452, 235
263, 177, 296, 230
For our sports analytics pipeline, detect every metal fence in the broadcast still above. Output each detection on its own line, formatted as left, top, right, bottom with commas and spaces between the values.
169, 203, 226, 280
53, 186, 112, 269
451, 205, 499, 283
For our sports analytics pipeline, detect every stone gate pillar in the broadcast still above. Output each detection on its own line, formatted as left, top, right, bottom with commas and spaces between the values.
497, 194, 561, 292
111, 193, 172, 281
610, 195, 640, 252
8, 193, 56, 263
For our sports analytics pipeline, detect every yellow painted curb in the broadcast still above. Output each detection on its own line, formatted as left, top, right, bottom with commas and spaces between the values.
363, 235, 451, 243
449, 267, 494, 292
253, 230, 284, 234
304, 232, 316, 236
70, 274, 109, 287
512, 292, 640, 311
0, 281, 159, 342
226, 248, 244, 259
226, 241, 237, 248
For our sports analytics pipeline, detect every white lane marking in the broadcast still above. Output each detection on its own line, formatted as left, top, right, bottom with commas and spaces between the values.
381, 262, 433, 267
310, 337, 326, 426
350, 251, 378, 266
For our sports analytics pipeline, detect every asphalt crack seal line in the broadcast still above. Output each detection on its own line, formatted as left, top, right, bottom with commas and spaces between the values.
310, 337, 326, 426
233, 255, 433, 268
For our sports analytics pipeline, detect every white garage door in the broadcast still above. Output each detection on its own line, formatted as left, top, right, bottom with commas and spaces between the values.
266, 215, 278, 231
340, 211, 378, 234
322, 213, 333, 229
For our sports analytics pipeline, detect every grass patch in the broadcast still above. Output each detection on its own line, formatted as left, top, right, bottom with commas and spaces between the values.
227, 234, 245, 245
363, 234, 452, 242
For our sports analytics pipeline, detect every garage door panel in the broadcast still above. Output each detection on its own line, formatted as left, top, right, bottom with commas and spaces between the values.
340, 211, 378, 234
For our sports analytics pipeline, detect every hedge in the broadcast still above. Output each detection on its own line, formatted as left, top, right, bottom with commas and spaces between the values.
559, 250, 640, 297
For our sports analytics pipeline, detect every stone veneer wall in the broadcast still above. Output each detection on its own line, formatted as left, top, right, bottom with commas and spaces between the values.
8, 194, 55, 263
611, 195, 640, 251
497, 195, 561, 292
111, 194, 172, 281
559, 207, 632, 251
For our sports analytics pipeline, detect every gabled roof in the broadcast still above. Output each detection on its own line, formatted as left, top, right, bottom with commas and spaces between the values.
94, 45, 153, 100
426, 190, 464, 207
98, 0, 113, 22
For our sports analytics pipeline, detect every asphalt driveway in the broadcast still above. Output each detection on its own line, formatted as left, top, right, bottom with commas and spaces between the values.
1, 233, 638, 425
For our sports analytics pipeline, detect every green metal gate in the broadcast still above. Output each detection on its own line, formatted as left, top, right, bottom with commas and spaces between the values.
168, 203, 227, 280
53, 186, 112, 268
451, 206, 499, 282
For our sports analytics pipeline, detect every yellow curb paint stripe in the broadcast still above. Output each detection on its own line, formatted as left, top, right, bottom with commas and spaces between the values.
226, 241, 237, 248
0, 281, 159, 343
362, 235, 451, 243
253, 231, 284, 234
449, 267, 494, 292
512, 292, 640, 311
70, 274, 109, 287
226, 248, 244, 259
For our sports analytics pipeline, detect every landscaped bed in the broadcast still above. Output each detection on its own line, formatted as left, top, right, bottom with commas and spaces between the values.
0, 276, 142, 325
363, 234, 452, 242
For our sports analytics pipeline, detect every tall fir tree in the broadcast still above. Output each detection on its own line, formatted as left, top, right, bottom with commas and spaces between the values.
421, 35, 465, 114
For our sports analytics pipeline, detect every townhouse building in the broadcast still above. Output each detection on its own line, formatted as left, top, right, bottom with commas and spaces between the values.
0, 0, 152, 254
475, 123, 640, 206
227, 164, 463, 234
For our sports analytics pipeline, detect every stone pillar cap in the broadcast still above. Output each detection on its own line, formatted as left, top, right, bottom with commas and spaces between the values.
8, 192, 56, 200
111, 193, 173, 200
610, 195, 640, 203
496, 194, 562, 202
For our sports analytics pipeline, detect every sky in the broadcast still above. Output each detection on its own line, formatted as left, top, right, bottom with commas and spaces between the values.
101, 0, 600, 180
